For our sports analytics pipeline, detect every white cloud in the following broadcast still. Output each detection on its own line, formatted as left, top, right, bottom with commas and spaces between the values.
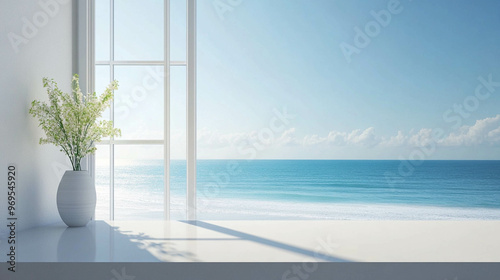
382, 131, 407, 147
327, 131, 347, 145
302, 134, 327, 146
277, 128, 299, 146
377, 115, 500, 148
322, 127, 380, 147
347, 127, 378, 146
192, 115, 500, 153
488, 127, 500, 141
439, 114, 500, 146
407, 128, 434, 147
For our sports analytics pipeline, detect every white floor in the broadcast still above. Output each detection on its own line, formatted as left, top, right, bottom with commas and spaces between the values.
12, 220, 500, 262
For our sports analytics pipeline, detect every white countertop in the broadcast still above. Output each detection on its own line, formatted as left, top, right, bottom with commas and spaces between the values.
10, 220, 500, 262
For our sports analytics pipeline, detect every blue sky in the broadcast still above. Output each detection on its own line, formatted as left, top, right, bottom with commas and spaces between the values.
96, 0, 500, 160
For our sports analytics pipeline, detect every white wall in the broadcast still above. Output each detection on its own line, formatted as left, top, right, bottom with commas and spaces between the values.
0, 0, 76, 233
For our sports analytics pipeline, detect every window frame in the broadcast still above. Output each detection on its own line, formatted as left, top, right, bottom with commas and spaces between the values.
80, 0, 197, 221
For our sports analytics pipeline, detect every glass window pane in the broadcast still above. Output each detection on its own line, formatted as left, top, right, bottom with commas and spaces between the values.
114, 0, 164, 61
113, 65, 164, 140
95, 65, 111, 95
114, 145, 164, 220
170, 160, 186, 220
170, 0, 186, 61
95, 145, 110, 220
170, 66, 186, 219
95, 65, 111, 122
95, 0, 110, 61
170, 66, 186, 157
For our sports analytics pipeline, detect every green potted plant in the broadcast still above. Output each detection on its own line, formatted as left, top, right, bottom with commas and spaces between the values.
30, 74, 120, 227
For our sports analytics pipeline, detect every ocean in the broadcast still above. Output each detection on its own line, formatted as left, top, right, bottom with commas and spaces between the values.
95, 160, 500, 220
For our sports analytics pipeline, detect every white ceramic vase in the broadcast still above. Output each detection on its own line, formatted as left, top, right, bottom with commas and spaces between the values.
57, 171, 96, 227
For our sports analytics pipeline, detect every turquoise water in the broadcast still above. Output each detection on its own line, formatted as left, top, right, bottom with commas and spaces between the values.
96, 160, 500, 220
197, 160, 500, 208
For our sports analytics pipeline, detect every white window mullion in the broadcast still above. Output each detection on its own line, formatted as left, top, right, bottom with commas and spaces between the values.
186, 0, 197, 220
164, 0, 171, 220
95, 61, 186, 66
96, 60, 166, 65
109, 0, 115, 221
